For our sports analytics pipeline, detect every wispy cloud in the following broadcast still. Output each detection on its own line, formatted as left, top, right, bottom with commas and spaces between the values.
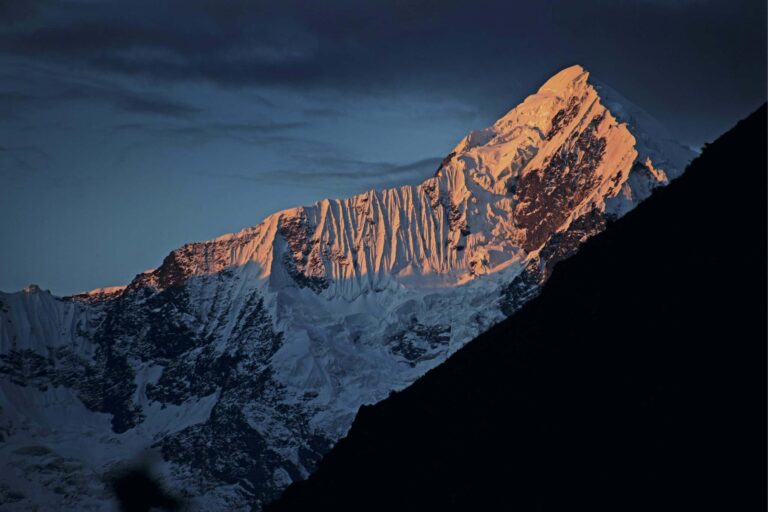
302, 107, 345, 120
0, 82, 200, 118
114, 120, 308, 136
0, 0, 761, 143
203, 155, 442, 193
109, 120, 315, 153
0, 144, 49, 175
0, 59, 201, 119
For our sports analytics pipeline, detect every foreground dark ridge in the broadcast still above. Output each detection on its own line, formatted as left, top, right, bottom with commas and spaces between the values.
268, 105, 767, 512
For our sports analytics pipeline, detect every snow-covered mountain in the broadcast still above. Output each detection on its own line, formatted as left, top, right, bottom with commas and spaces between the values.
0, 65, 694, 510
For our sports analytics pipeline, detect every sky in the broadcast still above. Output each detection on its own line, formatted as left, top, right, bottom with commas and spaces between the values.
0, 0, 765, 295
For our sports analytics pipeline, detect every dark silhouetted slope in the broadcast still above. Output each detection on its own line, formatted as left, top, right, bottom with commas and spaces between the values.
268, 105, 767, 512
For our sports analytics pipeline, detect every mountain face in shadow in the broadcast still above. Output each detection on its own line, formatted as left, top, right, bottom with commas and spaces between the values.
267, 106, 767, 512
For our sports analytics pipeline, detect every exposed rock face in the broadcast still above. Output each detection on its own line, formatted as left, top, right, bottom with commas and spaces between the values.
0, 65, 693, 511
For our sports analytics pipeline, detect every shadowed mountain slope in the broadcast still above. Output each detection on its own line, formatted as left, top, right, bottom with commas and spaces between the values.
268, 106, 767, 512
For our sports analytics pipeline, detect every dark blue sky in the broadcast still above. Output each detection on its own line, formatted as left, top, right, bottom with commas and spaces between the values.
1, 0, 765, 295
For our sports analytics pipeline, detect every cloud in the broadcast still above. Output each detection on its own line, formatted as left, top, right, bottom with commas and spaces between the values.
310, 156, 442, 180
111, 120, 312, 148
113, 120, 308, 134
109, 114, 441, 190
0, 0, 763, 144
12, 84, 198, 118
0, 0, 52, 26
0, 144, 46, 157
0, 0, 762, 140
302, 107, 345, 120
104, 119, 331, 170
207, 156, 443, 193
0, 58, 201, 118
0, 144, 48, 175
95, 88, 199, 118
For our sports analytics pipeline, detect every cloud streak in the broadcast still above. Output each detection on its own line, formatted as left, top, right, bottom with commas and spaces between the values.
204, 156, 443, 193
0, 144, 48, 174
0, 57, 201, 118
109, 117, 440, 190
0, 80, 200, 118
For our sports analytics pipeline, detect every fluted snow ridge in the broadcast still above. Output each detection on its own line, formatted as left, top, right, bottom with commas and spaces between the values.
124, 65, 690, 303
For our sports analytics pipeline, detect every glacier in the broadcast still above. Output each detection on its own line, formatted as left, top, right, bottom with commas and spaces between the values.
0, 65, 695, 510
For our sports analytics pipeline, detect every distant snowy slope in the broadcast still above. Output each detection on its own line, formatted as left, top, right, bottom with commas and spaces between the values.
0, 65, 694, 511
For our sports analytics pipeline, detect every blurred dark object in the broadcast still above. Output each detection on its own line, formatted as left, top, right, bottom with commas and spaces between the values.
111, 467, 182, 512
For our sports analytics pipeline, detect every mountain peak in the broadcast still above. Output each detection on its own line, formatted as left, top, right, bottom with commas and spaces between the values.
100, 63, 694, 301
537, 64, 589, 94
491, 64, 595, 133
0, 67, 697, 511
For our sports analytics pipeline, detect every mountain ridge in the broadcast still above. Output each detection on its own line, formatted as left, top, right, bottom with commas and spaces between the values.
0, 65, 696, 510
44, 66, 691, 301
